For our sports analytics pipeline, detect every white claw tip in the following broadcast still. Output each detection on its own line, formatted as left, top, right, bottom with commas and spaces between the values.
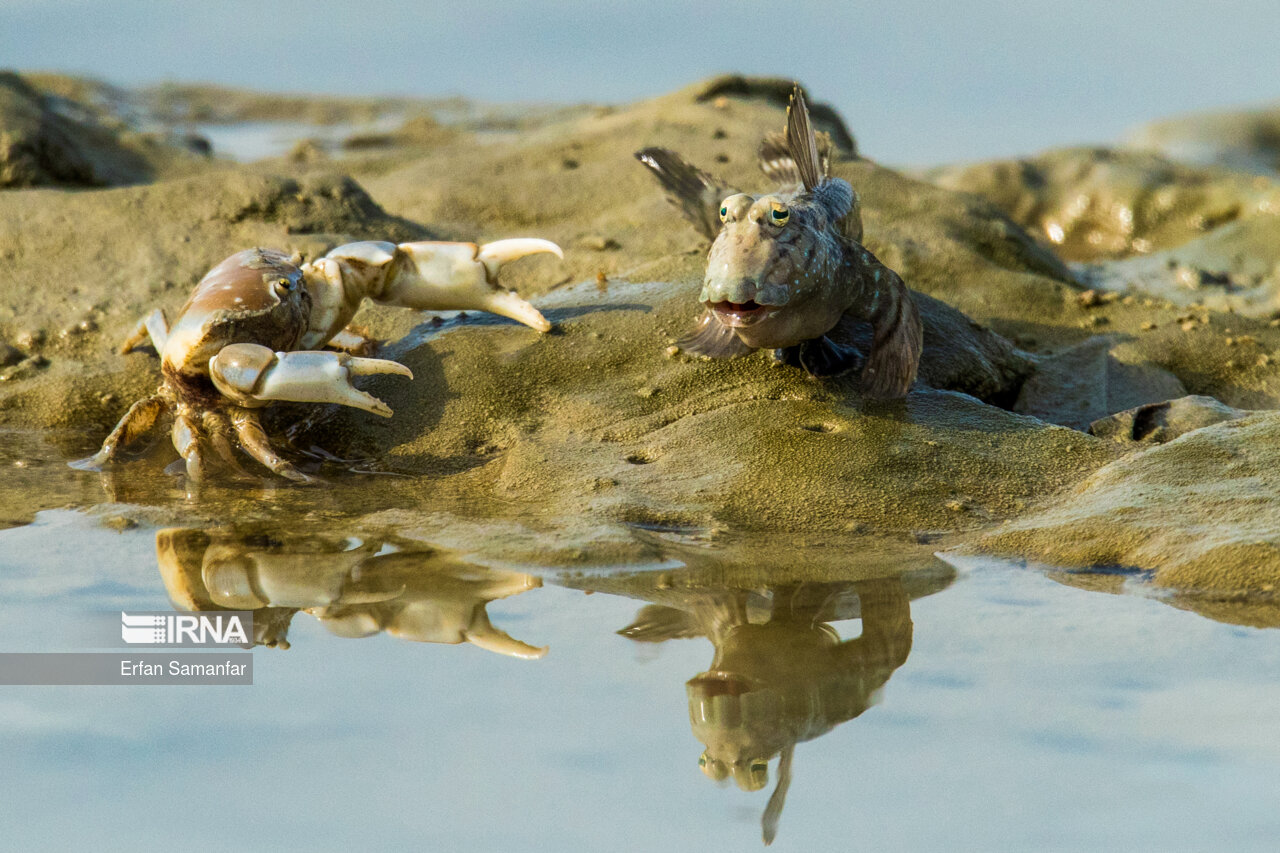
345, 356, 414, 380
478, 238, 564, 268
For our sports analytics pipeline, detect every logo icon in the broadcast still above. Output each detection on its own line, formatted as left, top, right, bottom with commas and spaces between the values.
120, 612, 250, 646
121, 612, 167, 644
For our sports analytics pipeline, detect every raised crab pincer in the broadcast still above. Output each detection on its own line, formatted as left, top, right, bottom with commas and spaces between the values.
77, 238, 561, 482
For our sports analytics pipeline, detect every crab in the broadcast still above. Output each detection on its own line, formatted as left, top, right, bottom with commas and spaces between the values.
76, 237, 561, 482
156, 526, 547, 657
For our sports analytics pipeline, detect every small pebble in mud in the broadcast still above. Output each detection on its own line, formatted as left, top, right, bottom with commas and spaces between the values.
1259, 354, 1273, 367
1270, 319, 1280, 328
577, 235, 619, 252
712, 96, 729, 109
714, 154, 730, 163
101, 516, 138, 532
1181, 320, 1198, 332
15, 329, 45, 349
595, 271, 609, 293
1077, 289, 1105, 307
1122, 296, 1137, 306
712, 128, 727, 139
1141, 321, 1158, 331
0, 341, 21, 367
636, 386, 657, 399
663, 345, 679, 358
561, 158, 580, 170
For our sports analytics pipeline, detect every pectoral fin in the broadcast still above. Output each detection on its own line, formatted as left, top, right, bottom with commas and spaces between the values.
773, 336, 863, 378
616, 605, 704, 642
677, 310, 756, 359
634, 148, 734, 241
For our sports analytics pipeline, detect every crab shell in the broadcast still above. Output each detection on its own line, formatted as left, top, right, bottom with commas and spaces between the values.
162, 249, 311, 383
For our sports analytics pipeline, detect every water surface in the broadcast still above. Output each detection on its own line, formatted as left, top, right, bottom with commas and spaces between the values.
1, 448, 1278, 850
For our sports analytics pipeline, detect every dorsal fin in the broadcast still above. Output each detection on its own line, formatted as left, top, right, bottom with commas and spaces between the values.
761, 742, 795, 846
785, 85, 823, 192
761, 88, 863, 243
757, 129, 833, 187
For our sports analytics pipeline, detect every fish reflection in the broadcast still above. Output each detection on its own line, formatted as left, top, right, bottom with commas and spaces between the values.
620, 577, 913, 845
154, 527, 546, 658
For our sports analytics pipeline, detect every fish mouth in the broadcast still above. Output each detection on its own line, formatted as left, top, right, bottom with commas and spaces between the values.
687, 670, 759, 697
709, 300, 770, 327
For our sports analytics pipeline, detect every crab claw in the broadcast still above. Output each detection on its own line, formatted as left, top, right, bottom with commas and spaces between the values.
383, 601, 548, 660
476, 238, 563, 278
377, 239, 560, 332
463, 614, 549, 660
209, 343, 412, 417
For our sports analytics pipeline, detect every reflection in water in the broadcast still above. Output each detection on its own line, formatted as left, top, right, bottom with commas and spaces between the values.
620, 577, 914, 845
154, 527, 547, 658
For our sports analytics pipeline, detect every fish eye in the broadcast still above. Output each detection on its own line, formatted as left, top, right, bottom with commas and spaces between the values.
719, 204, 728, 222
769, 204, 790, 226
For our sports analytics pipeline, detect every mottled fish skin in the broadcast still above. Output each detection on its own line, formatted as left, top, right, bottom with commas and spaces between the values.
635, 85, 920, 397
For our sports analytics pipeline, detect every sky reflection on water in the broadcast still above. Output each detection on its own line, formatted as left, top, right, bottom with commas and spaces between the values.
1, 510, 1278, 851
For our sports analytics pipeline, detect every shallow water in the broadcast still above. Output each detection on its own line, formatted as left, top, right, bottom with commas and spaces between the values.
191, 118, 406, 162
1, 431, 1279, 851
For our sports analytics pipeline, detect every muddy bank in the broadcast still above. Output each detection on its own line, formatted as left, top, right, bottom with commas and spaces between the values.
0, 74, 1276, 601
980, 411, 1280, 602
1122, 103, 1280, 175
0, 71, 208, 188
924, 146, 1280, 319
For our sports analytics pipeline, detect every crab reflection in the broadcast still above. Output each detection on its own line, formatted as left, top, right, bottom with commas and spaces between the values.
155, 526, 546, 658
620, 576, 914, 845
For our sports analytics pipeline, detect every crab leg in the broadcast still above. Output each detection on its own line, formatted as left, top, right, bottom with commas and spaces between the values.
230, 409, 312, 483
73, 395, 169, 469
326, 328, 377, 356
209, 343, 413, 417
171, 408, 205, 482
202, 409, 251, 475
119, 308, 170, 355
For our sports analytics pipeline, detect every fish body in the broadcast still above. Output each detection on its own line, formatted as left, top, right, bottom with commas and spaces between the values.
636, 86, 922, 397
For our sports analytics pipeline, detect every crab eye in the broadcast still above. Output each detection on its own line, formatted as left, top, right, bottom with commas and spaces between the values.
719, 205, 728, 222
770, 205, 790, 225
